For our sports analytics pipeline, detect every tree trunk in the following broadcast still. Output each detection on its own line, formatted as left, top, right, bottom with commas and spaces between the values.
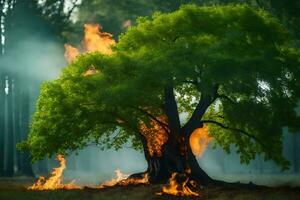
181, 126, 213, 185
133, 85, 216, 185
133, 132, 182, 183
137, 128, 212, 185
0, 73, 5, 176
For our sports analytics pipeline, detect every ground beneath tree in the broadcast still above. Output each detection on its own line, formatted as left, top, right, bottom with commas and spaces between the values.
0, 178, 299, 200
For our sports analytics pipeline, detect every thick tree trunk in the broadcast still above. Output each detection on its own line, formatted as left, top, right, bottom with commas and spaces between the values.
134, 132, 183, 183
133, 84, 217, 185
0, 73, 5, 176
137, 128, 212, 185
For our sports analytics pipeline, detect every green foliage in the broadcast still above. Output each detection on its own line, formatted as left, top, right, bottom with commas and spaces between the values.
19, 4, 300, 170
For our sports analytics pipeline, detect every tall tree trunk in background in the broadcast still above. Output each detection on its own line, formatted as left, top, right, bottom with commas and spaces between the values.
0, 0, 6, 176
15, 77, 22, 175
0, 75, 14, 177
0, 0, 3, 174
1, 0, 69, 176
0, 73, 5, 176
6, 76, 14, 176
0, 0, 4, 54
293, 134, 299, 173
18, 85, 34, 176
11, 78, 19, 175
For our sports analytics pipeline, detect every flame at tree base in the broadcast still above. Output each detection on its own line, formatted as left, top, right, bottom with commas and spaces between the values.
96, 170, 149, 189
157, 173, 200, 197
118, 173, 149, 186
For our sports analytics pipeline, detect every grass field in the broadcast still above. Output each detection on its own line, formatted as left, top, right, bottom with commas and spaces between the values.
0, 178, 299, 200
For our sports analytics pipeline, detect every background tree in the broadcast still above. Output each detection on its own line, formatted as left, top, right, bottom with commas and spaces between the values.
19, 4, 300, 185
0, 0, 76, 177
214, 0, 300, 41
75, 0, 201, 40
75, 0, 300, 44
256, 0, 300, 41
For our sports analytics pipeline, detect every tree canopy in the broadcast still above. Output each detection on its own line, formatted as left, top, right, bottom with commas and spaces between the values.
19, 4, 300, 170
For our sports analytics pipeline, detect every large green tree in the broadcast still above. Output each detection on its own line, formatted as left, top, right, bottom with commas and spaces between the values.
19, 4, 300, 185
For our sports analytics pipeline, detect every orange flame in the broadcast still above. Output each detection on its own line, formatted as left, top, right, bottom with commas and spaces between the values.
158, 125, 211, 196
64, 44, 80, 63
64, 23, 115, 63
140, 115, 169, 157
29, 163, 148, 191
83, 24, 115, 55
118, 173, 149, 186
97, 170, 149, 189
157, 173, 199, 197
122, 20, 131, 28
189, 124, 212, 157
28, 155, 80, 190
97, 169, 129, 188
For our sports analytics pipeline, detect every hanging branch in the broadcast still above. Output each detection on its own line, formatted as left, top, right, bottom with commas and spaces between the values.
217, 94, 237, 104
131, 106, 170, 135
201, 119, 268, 150
66, 0, 80, 19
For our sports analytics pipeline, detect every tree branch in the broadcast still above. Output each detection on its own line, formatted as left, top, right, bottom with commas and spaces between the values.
164, 85, 181, 136
183, 84, 219, 132
172, 35, 180, 42
134, 107, 168, 128
217, 94, 237, 104
66, 0, 80, 19
130, 106, 170, 135
201, 119, 268, 150
80, 102, 169, 134
182, 80, 198, 86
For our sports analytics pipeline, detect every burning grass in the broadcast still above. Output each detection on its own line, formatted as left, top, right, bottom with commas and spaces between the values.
27, 155, 149, 191
24, 155, 300, 200
28, 155, 80, 190
1, 178, 299, 200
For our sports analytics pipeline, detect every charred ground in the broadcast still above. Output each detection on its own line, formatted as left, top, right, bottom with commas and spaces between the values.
0, 178, 299, 200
